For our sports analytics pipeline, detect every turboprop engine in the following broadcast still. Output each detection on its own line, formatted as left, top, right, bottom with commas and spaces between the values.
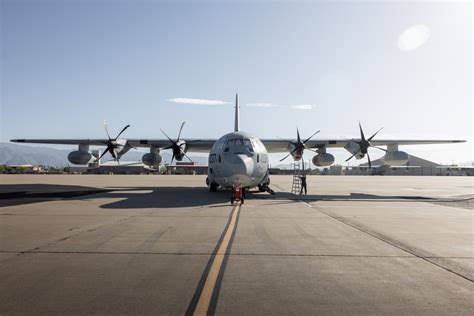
312, 153, 335, 167
68, 151, 92, 165
382, 151, 409, 165
161, 122, 198, 164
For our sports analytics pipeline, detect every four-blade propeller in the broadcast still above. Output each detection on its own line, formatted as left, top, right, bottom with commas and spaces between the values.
279, 128, 320, 169
98, 121, 131, 164
345, 122, 387, 168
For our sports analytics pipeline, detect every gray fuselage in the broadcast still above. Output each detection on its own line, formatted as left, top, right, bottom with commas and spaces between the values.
207, 131, 269, 189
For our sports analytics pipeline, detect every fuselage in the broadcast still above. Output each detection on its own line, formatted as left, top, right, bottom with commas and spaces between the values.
207, 131, 269, 189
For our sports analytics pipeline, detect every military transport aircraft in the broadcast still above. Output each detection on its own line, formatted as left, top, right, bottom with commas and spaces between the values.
11, 94, 465, 201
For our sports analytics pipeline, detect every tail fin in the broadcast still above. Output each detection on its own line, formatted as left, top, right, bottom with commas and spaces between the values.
234, 93, 240, 132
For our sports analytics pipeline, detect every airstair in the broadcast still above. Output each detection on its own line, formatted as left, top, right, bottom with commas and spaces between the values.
291, 162, 302, 195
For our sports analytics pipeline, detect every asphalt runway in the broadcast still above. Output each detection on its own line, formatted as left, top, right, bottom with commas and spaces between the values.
0, 175, 472, 314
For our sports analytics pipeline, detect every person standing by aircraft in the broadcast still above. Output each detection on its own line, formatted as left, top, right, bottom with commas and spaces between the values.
300, 172, 307, 195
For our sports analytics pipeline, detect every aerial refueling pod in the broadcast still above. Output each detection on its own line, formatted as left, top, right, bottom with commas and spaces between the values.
382, 151, 409, 165
312, 153, 335, 167
67, 151, 92, 165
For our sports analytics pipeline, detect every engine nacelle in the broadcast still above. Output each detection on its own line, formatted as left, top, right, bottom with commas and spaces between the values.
382, 151, 409, 165
312, 153, 335, 167
68, 151, 92, 165
142, 153, 162, 167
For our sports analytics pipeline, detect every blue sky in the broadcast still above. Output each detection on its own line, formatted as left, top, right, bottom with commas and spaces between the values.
1, 0, 472, 165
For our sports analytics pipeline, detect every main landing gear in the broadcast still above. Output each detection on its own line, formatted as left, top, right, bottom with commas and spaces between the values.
207, 177, 218, 192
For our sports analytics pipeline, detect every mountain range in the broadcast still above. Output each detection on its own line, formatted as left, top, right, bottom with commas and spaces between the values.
0, 143, 208, 167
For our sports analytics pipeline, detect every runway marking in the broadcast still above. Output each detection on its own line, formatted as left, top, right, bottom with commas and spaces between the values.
186, 202, 241, 316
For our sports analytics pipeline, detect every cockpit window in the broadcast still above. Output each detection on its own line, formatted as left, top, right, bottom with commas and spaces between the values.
224, 138, 254, 153
244, 139, 253, 151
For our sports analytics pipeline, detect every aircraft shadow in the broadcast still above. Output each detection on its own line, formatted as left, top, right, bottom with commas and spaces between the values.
100, 187, 233, 209
0, 184, 232, 208
2, 184, 468, 209
0, 184, 108, 208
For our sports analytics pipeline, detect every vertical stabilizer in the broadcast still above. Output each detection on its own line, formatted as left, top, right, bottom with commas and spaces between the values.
234, 93, 240, 132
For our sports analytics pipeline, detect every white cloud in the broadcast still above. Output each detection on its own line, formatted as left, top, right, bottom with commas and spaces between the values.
167, 97, 227, 105
246, 103, 276, 108
398, 24, 430, 51
290, 104, 313, 110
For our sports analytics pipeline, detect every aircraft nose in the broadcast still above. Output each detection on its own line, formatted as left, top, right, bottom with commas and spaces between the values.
232, 154, 254, 177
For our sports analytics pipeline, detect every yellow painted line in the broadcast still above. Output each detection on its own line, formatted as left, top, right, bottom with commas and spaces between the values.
193, 202, 240, 316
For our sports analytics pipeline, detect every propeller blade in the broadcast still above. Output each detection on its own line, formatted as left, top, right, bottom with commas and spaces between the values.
296, 128, 301, 144
279, 152, 292, 162
103, 120, 111, 140
160, 129, 177, 145
345, 150, 360, 162
367, 151, 372, 169
170, 155, 175, 165
279, 148, 298, 162
182, 151, 193, 163
368, 127, 383, 142
114, 124, 130, 140
98, 148, 109, 160
162, 145, 174, 150
303, 130, 320, 144
177, 122, 185, 140
359, 122, 366, 141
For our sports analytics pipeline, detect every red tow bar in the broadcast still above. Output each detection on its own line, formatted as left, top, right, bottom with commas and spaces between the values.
232, 182, 244, 205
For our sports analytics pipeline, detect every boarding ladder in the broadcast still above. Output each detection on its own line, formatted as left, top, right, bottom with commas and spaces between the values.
291, 162, 302, 195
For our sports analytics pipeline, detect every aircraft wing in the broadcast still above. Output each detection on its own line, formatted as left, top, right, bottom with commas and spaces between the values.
11, 138, 465, 154
11, 138, 217, 153
259, 139, 466, 153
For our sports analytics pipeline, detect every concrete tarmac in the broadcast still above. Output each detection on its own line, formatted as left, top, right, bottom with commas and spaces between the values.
0, 175, 472, 314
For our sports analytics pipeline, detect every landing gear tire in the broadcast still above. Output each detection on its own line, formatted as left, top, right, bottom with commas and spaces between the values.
258, 184, 265, 192
210, 182, 218, 192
